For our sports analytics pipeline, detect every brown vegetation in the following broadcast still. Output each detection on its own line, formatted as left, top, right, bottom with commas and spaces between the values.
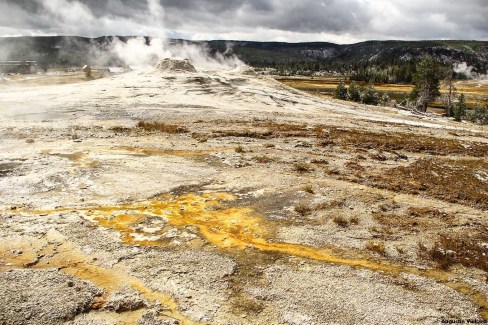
206, 120, 487, 158
137, 120, 189, 134
253, 155, 275, 163
293, 163, 312, 173
366, 158, 488, 210
332, 216, 359, 228
419, 232, 488, 271
294, 202, 312, 216
373, 207, 453, 232
314, 198, 347, 211
213, 129, 273, 139
366, 241, 386, 255
314, 127, 488, 157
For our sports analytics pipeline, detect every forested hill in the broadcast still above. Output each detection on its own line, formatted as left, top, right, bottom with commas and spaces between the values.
210, 40, 487, 66
1, 36, 487, 79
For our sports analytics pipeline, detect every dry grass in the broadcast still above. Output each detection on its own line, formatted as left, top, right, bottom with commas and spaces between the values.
333, 215, 360, 228
373, 207, 453, 232
205, 120, 488, 158
294, 202, 312, 216
302, 184, 314, 194
333, 216, 350, 228
213, 129, 273, 139
191, 132, 208, 143
365, 241, 386, 255
253, 155, 275, 163
277, 77, 488, 109
212, 122, 308, 140
311, 158, 329, 165
110, 126, 133, 133
253, 121, 309, 137
349, 216, 359, 225
258, 121, 307, 131
137, 120, 189, 134
235, 145, 244, 153
366, 158, 488, 210
314, 198, 347, 210
419, 232, 488, 271
315, 127, 488, 157
406, 207, 452, 220
373, 211, 420, 229
324, 167, 340, 175
345, 161, 365, 171
293, 163, 312, 173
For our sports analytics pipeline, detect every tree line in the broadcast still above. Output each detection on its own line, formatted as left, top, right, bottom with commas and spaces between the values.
334, 55, 488, 124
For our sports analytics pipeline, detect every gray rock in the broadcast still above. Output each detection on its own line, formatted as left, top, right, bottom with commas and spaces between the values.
0, 269, 101, 325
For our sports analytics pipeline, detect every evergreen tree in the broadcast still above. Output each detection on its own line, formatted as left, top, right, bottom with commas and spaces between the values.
446, 103, 456, 117
361, 83, 380, 105
347, 81, 361, 102
334, 80, 348, 100
454, 93, 467, 122
466, 101, 488, 124
412, 55, 442, 112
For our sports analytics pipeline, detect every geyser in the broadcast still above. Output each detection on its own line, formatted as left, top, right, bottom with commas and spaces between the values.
155, 58, 197, 73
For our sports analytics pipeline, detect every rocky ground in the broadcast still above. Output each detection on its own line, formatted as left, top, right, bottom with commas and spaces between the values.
0, 62, 487, 324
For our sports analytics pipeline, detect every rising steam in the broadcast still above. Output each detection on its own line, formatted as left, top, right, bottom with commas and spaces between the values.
40, 0, 243, 70
110, 37, 243, 70
454, 62, 488, 80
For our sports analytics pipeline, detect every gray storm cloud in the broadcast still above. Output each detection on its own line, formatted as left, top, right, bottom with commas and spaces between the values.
0, 0, 487, 42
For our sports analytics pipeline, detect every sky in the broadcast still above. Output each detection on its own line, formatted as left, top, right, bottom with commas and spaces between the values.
1, 0, 487, 44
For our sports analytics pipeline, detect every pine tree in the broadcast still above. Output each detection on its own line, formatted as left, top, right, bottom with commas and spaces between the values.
454, 93, 467, 122
347, 81, 361, 102
466, 102, 488, 124
361, 83, 380, 105
334, 80, 348, 100
412, 55, 442, 112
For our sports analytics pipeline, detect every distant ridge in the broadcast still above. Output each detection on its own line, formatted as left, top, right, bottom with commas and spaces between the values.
1, 36, 487, 74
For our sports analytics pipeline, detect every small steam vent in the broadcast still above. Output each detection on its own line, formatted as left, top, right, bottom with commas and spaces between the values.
155, 58, 197, 73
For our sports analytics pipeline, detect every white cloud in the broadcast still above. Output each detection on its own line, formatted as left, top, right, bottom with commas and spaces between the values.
1, 0, 487, 42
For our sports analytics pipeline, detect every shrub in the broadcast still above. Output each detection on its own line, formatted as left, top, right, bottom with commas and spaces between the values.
466, 101, 488, 125
366, 240, 386, 255
454, 93, 467, 122
334, 80, 348, 100
347, 81, 361, 102
294, 163, 312, 173
333, 216, 350, 228
361, 83, 380, 105
294, 202, 312, 216
235, 145, 244, 153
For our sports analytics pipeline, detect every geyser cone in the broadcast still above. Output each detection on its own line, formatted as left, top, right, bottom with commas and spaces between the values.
155, 58, 197, 73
